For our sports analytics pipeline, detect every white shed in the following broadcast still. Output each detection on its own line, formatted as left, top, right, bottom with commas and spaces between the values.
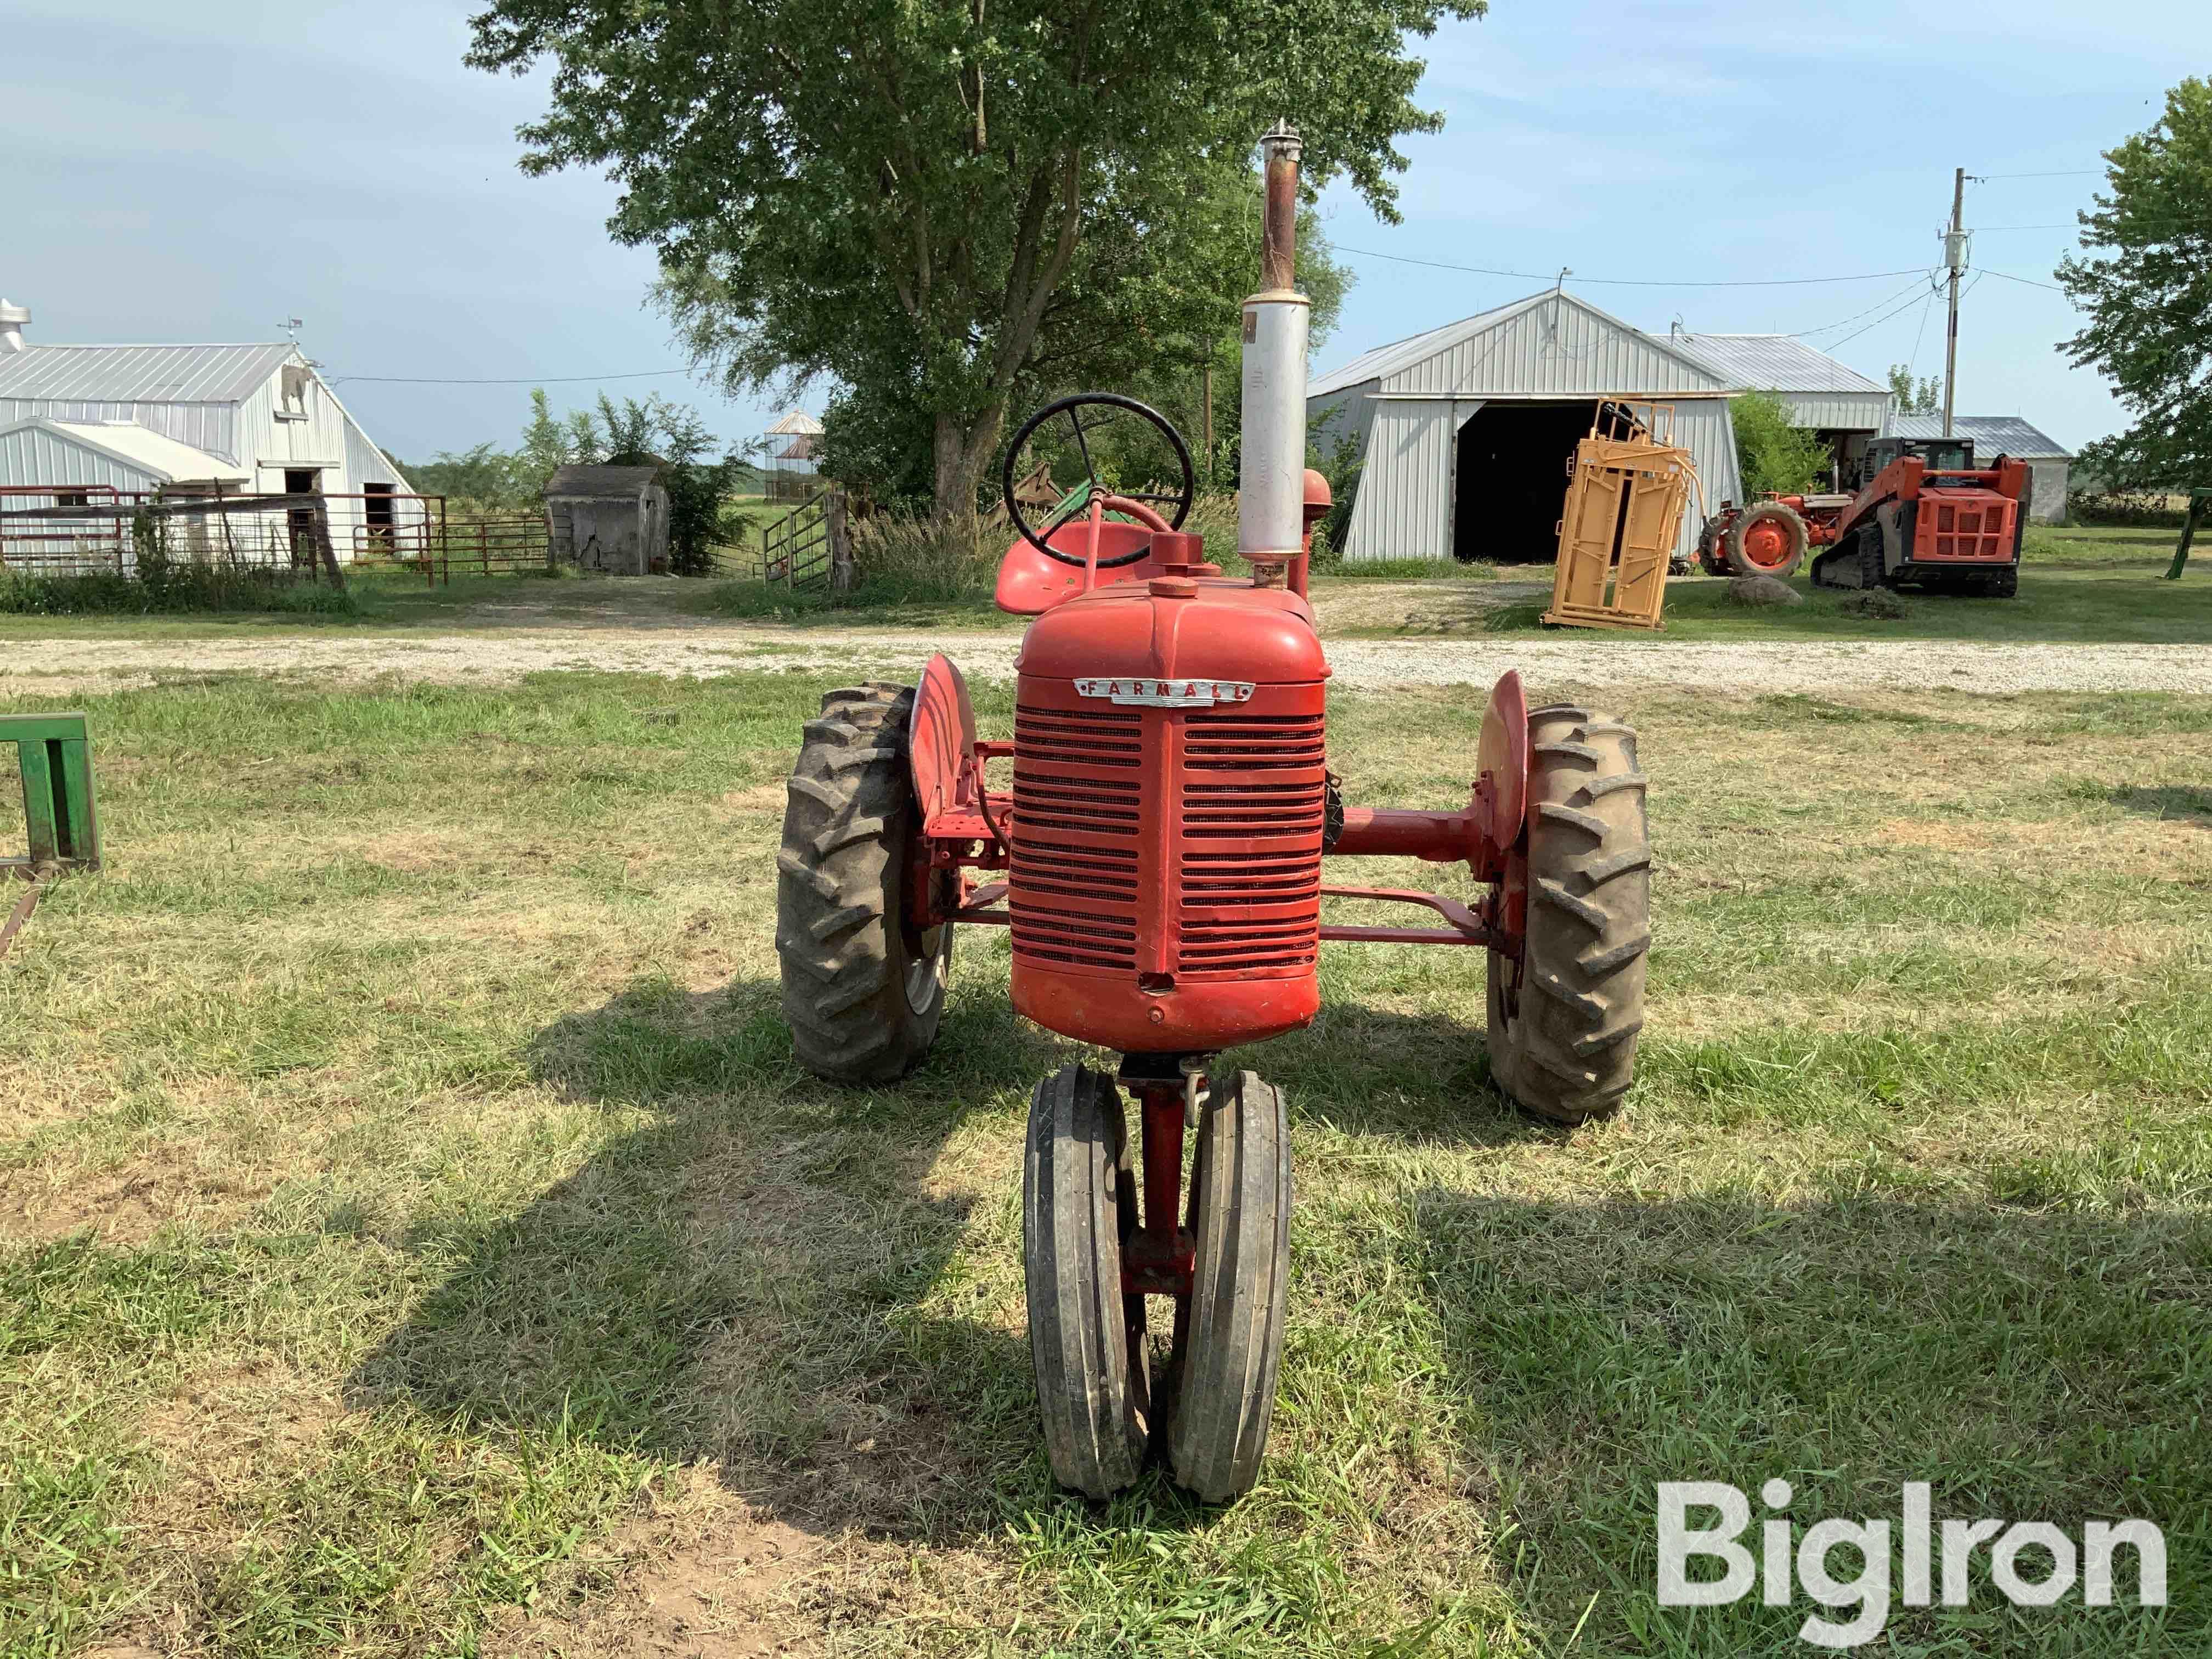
1308, 291, 1884, 566
0, 301, 418, 557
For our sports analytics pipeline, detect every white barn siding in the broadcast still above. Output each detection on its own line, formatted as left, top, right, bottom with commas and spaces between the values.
1344, 400, 1464, 562
1670, 399, 1742, 533
1772, 390, 1890, 431
0, 424, 166, 493
0, 396, 236, 460
2024, 458, 2069, 523
1383, 297, 1719, 400
1308, 377, 1379, 467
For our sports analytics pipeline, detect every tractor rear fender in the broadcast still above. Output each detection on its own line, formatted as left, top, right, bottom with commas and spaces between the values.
1324, 669, 1526, 881
909, 653, 979, 831
1473, 669, 1530, 872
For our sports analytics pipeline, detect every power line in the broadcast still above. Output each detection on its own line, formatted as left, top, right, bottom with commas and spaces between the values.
1976, 170, 2103, 179
328, 367, 695, 386
1906, 280, 1938, 382
1785, 273, 1940, 338
1824, 281, 1949, 353
1979, 268, 2070, 293
1330, 244, 1929, 288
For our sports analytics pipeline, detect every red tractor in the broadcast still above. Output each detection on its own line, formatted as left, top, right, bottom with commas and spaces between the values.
1695, 436, 2029, 596
775, 125, 1651, 1502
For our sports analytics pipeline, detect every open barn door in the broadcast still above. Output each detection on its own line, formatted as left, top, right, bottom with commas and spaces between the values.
1543, 402, 1696, 631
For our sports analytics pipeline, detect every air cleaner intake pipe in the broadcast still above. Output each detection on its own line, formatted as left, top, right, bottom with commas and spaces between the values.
1238, 121, 1310, 585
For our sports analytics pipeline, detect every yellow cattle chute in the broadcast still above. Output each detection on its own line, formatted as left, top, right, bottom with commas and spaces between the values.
1544, 402, 1699, 632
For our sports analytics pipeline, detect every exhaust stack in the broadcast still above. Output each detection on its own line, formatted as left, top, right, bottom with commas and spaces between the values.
0, 300, 27, 354
1238, 122, 1310, 584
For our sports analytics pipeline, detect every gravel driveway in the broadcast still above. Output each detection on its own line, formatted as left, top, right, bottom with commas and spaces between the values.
7, 625, 2210, 696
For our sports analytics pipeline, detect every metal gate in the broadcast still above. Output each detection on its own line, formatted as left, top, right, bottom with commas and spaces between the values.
1544, 403, 1696, 631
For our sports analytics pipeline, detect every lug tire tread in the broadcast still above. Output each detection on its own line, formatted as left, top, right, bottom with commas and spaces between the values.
776, 684, 947, 1083
1487, 704, 1651, 1126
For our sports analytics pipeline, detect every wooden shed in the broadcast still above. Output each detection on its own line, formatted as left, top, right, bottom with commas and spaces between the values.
544, 464, 668, 574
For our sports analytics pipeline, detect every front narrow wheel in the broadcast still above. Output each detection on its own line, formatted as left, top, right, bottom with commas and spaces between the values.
1486, 706, 1651, 1125
1024, 1065, 1149, 1498
1166, 1071, 1292, 1503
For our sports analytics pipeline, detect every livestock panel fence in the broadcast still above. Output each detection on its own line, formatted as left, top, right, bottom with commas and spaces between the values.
0, 488, 549, 586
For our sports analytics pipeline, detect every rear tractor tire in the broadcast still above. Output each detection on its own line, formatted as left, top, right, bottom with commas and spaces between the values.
776, 682, 950, 1084
1486, 706, 1651, 1126
1725, 501, 1808, 579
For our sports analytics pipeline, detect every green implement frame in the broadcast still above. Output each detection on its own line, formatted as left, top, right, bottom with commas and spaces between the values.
4, 712, 100, 875
2166, 488, 2212, 580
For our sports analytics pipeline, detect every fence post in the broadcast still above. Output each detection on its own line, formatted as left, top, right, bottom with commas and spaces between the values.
308, 497, 346, 591
827, 491, 853, 592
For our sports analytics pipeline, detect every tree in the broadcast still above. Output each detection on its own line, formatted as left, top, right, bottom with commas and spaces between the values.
1731, 391, 1831, 498
814, 190, 1351, 510
467, 0, 1480, 521
400, 442, 531, 507
2058, 76, 2212, 491
1886, 363, 1939, 416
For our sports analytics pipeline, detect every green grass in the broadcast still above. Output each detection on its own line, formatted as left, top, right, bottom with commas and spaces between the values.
2, 674, 2207, 1655
1337, 524, 2212, 644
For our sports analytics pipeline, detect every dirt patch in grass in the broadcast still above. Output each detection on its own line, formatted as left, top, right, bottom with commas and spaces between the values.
2, 1138, 278, 1245
488, 1470, 825, 1659
1877, 817, 1998, 851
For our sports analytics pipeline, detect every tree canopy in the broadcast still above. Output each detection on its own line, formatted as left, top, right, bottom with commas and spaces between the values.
2059, 76, 2212, 490
1887, 363, 1939, 416
467, 0, 1480, 517
1731, 391, 1831, 498
403, 391, 747, 575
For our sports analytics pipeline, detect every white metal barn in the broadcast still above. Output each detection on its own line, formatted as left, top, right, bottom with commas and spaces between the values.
0, 301, 419, 558
1307, 290, 1889, 565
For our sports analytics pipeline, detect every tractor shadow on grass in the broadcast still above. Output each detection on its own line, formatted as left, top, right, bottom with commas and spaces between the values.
2099, 783, 2212, 823
1401, 1187, 2202, 1653
349, 962, 1556, 1554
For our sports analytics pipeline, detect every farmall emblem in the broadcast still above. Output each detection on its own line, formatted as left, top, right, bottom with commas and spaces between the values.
1073, 678, 1256, 709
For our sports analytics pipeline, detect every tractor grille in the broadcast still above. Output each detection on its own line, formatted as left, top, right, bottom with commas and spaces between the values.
1008, 695, 1327, 981
1009, 703, 1141, 972
1925, 497, 2012, 561
1177, 710, 1325, 979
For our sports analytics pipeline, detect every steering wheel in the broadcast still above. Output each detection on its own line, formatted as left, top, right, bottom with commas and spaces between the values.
1002, 392, 1197, 568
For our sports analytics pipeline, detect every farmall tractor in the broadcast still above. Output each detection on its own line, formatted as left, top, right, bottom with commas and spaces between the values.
775, 126, 1651, 1501
1694, 435, 2029, 596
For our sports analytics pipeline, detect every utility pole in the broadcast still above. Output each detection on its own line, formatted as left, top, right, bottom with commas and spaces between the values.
1202, 360, 1215, 481
1942, 167, 1967, 439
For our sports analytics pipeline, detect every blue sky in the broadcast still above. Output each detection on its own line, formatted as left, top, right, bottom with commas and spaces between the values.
10, 1, 2205, 462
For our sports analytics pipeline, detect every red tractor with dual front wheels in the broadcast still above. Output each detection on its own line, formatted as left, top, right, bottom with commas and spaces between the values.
775, 124, 1651, 1503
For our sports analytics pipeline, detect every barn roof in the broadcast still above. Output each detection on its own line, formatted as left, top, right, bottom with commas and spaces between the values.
1667, 334, 1886, 395
0, 417, 251, 483
544, 463, 663, 496
1310, 295, 1882, 404
0, 343, 296, 405
1881, 413, 2072, 458
1308, 290, 1728, 402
